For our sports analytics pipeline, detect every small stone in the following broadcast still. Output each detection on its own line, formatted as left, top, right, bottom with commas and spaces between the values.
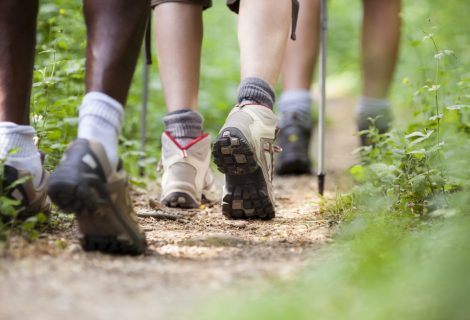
227, 221, 248, 229
66, 244, 82, 254
149, 198, 164, 210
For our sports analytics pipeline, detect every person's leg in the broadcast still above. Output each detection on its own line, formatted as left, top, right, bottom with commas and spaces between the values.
47, 0, 148, 255
276, 0, 320, 175
0, 1, 49, 217
76, 0, 149, 169
357, 0, 401, 134
213, 0, 292, 219
0, 1, 37, 125
152, 1, 218, 208
281, 0, 320, 92
153, 2, 204, 145
235, 0, 292, 115
84, 1, 149, 104
153, 2, 202, 113
238, 1, 291, 87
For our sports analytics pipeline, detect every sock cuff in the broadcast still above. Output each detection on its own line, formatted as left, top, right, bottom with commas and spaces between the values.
357, 96, 391, 113
0, 123, 38, 159
237, 77, 275, 110
279, 90, 312, 103
279, 90, 313, 115
82, 92, 124, 113
0, 122, 36, 136
79, 92, 124, 132
163, 109, 204, 139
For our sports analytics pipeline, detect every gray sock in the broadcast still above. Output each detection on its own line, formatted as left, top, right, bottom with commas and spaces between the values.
278, 90, 313, 129
163, 109, 203, 146
356, 96, 392, 132
237, 77, 275, 110
279, 90, 313, 116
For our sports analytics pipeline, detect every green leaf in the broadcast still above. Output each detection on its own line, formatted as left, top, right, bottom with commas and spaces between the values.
350, 165, 366, 182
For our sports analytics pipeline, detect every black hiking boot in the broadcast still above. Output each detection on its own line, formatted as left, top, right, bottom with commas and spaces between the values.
47, 139, 147, 255
275, 111, 313, 175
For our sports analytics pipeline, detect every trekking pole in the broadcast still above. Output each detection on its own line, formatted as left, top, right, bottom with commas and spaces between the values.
139, 54, 150, 177
139, 13, 152, 177
317, 0, 328, 195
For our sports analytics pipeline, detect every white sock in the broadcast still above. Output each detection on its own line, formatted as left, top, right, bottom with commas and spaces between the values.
0, 122, 43, 188
78, 92, 124, 169
356, 96, 392, 132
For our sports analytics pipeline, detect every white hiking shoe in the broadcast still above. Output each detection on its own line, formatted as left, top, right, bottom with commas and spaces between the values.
212, 103, 279, 220
160, 132, 218, 208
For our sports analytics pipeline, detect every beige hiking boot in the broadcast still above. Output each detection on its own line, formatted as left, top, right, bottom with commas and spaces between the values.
47, 139, 147, 255
160, 132, 218, 208
212, 103, 278, 220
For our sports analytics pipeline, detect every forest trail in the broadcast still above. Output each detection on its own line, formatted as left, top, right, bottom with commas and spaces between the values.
0, 97, 358, 320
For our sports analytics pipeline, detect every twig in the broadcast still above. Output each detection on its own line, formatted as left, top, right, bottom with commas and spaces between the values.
137, 211, 197, 221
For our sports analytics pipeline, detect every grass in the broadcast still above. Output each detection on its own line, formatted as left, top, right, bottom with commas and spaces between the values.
199, 213, 470, 320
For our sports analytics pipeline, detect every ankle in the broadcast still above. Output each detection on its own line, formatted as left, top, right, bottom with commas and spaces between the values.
237, 77, 275, 110
279, 90, 313, 116
78, 92, 124, 168
163, 109, 203, 146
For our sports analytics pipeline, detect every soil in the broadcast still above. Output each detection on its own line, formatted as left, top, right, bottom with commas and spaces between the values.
0, 98, 358, 320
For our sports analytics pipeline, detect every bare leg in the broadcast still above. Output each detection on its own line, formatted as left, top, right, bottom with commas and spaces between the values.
0, 1, 45, 194
281, 0, 320, 91
152, 3, 207, 210
77, 0, 149, 168
238, 0, 292, 87
153, 3, 203, 112
0, 0, 38, 124
47, 0, 149, 255
211, 0, 292, 219
83, 0, 149, 106
361, 0, 401, 99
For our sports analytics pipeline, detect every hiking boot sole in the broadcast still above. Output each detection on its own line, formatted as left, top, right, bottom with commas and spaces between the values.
47, 170, 147, 255
213, 127, 274, 220
161, 192, 199, 209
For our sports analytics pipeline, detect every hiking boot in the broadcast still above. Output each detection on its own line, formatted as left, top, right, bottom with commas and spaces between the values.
160, 132, 218, 208
47, 139, 147, 255
1, 160, 50, 220
275, 111, 313, 175
212, 103, 278, 220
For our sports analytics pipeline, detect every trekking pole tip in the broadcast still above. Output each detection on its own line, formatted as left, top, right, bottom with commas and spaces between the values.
318, 173, 325, 196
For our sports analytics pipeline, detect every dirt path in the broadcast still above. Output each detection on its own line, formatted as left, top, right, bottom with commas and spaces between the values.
0, 98, 358, 320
